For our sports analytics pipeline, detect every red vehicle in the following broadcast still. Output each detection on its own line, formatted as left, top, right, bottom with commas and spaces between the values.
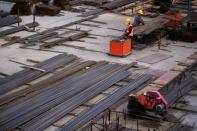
128, 90, 168, 115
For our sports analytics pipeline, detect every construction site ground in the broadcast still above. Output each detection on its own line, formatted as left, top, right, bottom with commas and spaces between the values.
0, 7, 197, 131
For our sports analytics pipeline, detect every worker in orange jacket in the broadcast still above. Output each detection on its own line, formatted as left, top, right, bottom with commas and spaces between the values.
124, 18, 134, 46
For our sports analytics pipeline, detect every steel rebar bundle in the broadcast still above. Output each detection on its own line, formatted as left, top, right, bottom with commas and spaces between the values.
0, 15, 21, 28
0, 60, 96, 106
0, 54, 76, 96
61, 74, 151, 131
19, 64, 135, 131
0, 22, 39, 37
0, 63, 115, 129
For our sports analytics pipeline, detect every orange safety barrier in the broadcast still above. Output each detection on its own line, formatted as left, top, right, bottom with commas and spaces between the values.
109, 38, 131, 57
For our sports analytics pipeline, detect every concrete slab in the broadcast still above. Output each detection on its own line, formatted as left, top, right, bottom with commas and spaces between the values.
136, 85, 161, 95
153, 71, 181, 86
171, 65, 188, 72
145, 68, 166, 77
137, 53, 172, 64
178, 59, 196, 67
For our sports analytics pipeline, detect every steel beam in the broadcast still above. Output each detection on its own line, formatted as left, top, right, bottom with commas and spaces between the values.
0, 22, 39, 37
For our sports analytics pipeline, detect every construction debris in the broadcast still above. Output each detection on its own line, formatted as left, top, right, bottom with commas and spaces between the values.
1, 16, 96, 47
35, 4, 61, 16
53, 0, 71, 10
11, 0, 32, 15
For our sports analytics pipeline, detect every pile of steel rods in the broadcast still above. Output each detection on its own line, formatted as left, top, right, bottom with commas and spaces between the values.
62, 74, 151, 130
0, 22, 39, 37
0, 54, 76, 96
0, 62, 111, 129
0, 60, 96, 106
0, 53, 140, 130
0, 15, 21, 28
101, 0, 135, 10
1, 16, 96, 47
40, 31, 89, 48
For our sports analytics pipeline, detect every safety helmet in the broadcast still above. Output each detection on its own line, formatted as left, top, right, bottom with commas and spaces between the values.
138, 9, 144, 15
124, 18, 132, 25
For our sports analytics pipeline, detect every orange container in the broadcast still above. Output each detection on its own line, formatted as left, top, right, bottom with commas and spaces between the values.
165, 12, 183, 27
109, 39, 131, 57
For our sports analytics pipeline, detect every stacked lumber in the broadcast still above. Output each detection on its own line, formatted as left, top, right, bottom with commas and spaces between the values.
35, 4, 61, 16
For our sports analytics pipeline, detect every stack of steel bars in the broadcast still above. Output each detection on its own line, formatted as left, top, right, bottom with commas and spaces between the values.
0, 54, 76, 96
101, 0, 135, 10
1, 16, 96, 47
0, 15, 21, 28
62, 74, 151, 130
19, 63, 137, 131
0, 53, 139, 131
0, 60, 97, 106
0, 22, 39, 37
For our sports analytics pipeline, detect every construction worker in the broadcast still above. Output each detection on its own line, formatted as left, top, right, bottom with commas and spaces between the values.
124, 18, 133, 45
133, 9, 145, 27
